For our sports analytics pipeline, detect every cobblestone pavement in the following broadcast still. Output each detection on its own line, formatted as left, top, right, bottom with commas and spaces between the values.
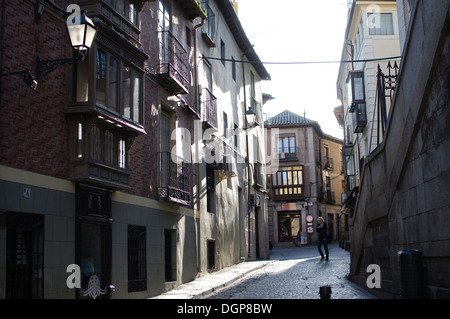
207, 242, 377, 299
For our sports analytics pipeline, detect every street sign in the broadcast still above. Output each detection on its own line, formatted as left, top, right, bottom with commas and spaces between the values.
306, 215, 314, 223
307, 226, 314, 234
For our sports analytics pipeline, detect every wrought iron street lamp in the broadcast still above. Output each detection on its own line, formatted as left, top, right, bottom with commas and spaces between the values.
37, 10, 97, 79
0, 9, 97, 90
245, 108, 258, 128
67, 11, 97, 53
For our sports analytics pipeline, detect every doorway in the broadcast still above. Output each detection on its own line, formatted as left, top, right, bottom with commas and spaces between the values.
164, 229, 176, 282
76, 184, 112, 299
6, 212, 44, 299
278, 212, 301, 242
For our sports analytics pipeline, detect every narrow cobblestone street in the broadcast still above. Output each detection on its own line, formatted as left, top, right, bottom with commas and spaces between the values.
207, 243, 377, 299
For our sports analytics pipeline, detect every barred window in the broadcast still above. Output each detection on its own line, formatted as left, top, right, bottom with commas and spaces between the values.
128, 225, 147, 292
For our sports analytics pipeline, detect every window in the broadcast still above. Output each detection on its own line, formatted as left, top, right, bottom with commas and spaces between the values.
105, 0, 138, 25
94, 49, 143, 124
88, 124, 129, 170
231, 57, 236, 81
201, 1, 216, 46
278, 136, 296, 158
158, 0, 171, 32
128, 225, 147, 292
96, 49, 107, 106
206, 163, 216, 213
272, 166, 304, 196
220, 40, 226, 66
368, 13, 394, 35
186, 27, 191, 48
250, 71, 255, 98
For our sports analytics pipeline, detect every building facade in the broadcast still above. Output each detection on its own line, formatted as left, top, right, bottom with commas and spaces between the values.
264, 110, 346, 247
340, 0, 450, 298
335, 0, 400, 207
194, 0, 271, 273
0, 0, 269, 299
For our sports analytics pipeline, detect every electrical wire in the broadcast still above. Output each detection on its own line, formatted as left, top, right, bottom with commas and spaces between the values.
203, 55, 402, 65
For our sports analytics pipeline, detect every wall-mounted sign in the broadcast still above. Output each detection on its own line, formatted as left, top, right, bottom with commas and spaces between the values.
281, 202, 297, 211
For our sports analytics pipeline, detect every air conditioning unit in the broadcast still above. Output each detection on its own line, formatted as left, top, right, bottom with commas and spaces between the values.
249, 194, 261, 207
255, 194, 261, 207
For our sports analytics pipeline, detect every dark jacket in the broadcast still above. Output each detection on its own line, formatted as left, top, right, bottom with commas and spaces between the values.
316, 223, 328, 240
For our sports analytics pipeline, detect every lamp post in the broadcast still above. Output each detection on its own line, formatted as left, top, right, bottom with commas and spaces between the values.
0, 9, 97, 90
244, 106, 259, 258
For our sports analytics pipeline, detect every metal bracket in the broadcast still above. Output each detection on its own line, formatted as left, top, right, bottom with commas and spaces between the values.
36, 56, 78, 79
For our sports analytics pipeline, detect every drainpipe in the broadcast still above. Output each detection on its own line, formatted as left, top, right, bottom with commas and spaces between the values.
193, 17, 205, 273
241, 54, 252, 259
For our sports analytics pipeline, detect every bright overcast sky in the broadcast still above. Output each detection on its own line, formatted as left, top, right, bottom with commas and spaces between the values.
237, 0, 350, 139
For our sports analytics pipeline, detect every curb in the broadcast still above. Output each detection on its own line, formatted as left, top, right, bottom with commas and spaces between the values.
151, 260, 275, 299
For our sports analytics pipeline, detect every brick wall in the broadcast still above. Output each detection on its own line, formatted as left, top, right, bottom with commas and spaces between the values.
0, 0, 71, 179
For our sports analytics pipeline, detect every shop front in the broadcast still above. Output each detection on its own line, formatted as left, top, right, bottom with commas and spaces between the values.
278, 212, 301, 242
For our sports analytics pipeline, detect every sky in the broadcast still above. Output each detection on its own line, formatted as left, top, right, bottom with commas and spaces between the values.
236, 0, 351, 139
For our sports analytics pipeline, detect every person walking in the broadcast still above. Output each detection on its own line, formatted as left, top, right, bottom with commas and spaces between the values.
316, 217, 329, 261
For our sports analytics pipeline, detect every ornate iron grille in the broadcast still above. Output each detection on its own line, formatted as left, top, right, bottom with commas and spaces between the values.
370, 61, 400, 150
158, 151, 192, 206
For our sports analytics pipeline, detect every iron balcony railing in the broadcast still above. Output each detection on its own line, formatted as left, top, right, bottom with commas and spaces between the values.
275, 146, 298, 161
151, 31, 190, 95
158, 151, 192, 206
201, 87, 218, 129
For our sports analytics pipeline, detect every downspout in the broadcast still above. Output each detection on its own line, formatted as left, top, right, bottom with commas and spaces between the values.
193, 17, 205, 273
241, 54, 252, 259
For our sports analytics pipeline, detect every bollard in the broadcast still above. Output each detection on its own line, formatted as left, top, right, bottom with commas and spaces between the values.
319, 285, 332, 299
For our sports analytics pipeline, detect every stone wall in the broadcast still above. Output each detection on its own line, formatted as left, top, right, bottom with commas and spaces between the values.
350, 0, 450, 298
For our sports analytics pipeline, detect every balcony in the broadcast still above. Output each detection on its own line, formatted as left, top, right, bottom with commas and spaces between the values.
201, 1, 216, 47
323, 156, 334, 170
275, 146, 298, 161
150, 31, 190, 95
158, 152, 192, 206
68, 118, 138, 190
176, 0, 208, 20
272, 186, 304, 201
271, 166, 304, 201
201, 88, 218, 129
351, 102, 367, 133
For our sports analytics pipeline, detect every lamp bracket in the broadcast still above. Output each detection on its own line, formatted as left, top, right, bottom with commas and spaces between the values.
36, 55, 82, 79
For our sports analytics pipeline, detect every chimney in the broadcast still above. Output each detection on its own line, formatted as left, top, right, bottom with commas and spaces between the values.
232, 1, 238, 16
